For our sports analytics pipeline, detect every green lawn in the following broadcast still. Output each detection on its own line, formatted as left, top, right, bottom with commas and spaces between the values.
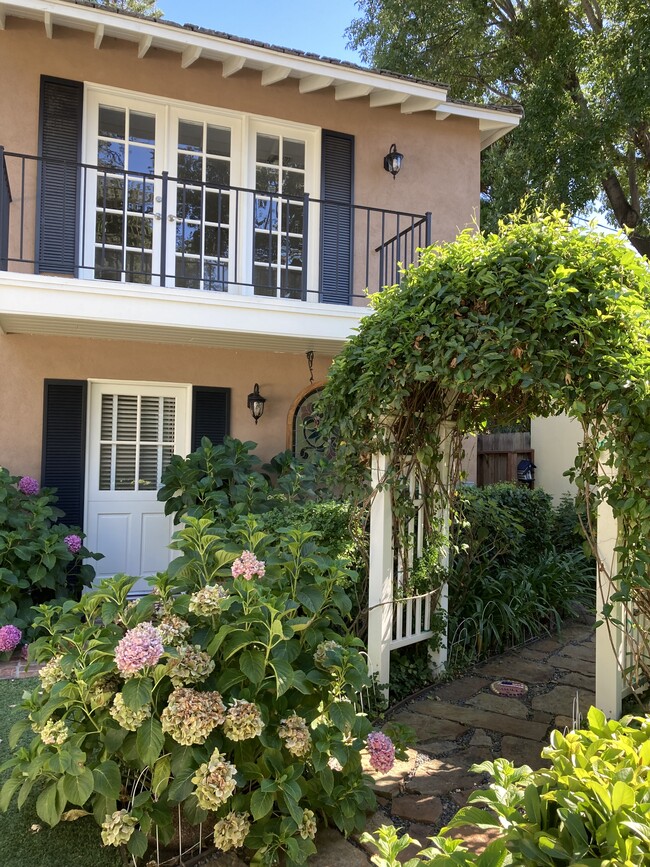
0, 678, 121, 867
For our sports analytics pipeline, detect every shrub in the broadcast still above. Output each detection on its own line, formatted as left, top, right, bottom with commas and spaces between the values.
158, 437, 329, 525
448, 549, 593, 662
0, 468, 100, 632
451, 484, 555, 587
552, 493, 590, 554
1, 516, 380, 865
363, 707, 650, 865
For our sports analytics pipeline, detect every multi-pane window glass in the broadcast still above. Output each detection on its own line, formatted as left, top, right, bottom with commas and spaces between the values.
95, 106, 156, 283
99, 394, 175, 491
253, 134, 305, 300
175, 120, 232, 291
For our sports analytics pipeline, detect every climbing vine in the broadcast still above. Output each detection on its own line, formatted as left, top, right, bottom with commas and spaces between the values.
319, 210, 650, 697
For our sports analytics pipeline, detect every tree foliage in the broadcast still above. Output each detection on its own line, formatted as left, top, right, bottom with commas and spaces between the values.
347, 0, 650, 257
319, 211, 650, 694
95, 0, 162, 19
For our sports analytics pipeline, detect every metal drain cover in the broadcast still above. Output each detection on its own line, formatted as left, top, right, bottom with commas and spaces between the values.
491, 679, 528, 697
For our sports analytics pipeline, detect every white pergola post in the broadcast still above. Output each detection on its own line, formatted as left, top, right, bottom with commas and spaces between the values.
367, 453, 394, 695
595, 480, 625, 719
428, 421, 454, 673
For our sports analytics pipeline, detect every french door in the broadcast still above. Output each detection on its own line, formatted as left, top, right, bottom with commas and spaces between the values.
84, 89, 318, 294
85, 381, 190, 594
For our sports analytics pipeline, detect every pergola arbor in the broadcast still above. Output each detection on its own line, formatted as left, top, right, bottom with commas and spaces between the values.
319, 211, 650, 716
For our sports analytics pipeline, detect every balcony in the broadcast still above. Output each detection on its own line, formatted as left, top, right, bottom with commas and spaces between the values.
0, 148, 431, 305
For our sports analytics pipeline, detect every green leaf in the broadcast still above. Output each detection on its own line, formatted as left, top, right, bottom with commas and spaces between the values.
36, 781, 65, 827
329, 701, 356, 733
136, 717, 164, 767
270, 659, 294, 697
168, 766, 196, 803
92, 761, 122, 799
0, 776, 21, 812
9, 719, 31, 749
240, 649, 266, 685
612, 780, 635, 810
127, 829, 148, 859
250, 788, 274, 820
152, 755, 172, 796
62, 768, 95, 806
122, 676, 152, 711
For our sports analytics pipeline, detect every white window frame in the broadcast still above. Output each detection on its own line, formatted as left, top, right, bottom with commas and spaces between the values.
82, 84, 321, 298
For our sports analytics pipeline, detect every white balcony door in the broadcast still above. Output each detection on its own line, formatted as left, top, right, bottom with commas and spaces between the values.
84, 93, 167, 285
84, 86, 319, 294
85, 381, 190, 595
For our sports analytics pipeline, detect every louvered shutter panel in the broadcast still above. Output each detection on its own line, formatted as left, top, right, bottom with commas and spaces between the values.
320, 131, 354, 304
37, 77, 83, 274
191, 387, 231, 452
42, 380, 87, 528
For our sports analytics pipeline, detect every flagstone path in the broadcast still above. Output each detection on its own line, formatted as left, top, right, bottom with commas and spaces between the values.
0, 621, 596, 866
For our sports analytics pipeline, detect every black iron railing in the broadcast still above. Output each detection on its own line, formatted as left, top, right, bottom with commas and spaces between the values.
0, 148, 432, 303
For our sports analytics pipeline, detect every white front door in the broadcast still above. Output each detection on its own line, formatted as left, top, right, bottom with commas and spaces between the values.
86, 381, 190, 594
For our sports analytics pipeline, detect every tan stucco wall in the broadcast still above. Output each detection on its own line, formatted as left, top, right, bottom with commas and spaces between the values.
530, 414, 581, 503
0, 332, 332, 477
0, 17, 481, 259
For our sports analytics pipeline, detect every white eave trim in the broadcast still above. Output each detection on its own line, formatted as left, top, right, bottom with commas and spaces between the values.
2, 0, 521, 142
0, 272, 369, 350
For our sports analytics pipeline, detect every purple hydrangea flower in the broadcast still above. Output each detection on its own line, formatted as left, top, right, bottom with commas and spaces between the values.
17, 476, 39, 496
367, 731, 395, 773
64, 534, 83, 555
114, 622, 164, 677
231, 551, 266, 581
0, 625, 22, 653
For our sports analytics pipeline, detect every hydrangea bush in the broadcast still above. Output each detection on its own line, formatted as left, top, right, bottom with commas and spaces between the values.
1, 516, 381, 865
0, 468, 101, 630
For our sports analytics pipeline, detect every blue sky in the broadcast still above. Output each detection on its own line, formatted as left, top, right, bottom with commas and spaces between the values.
159, 0, 362, 63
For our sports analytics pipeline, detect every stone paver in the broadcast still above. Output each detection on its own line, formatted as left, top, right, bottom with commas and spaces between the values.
531, 684, 594, 716
430, 676, 491, 703
557, 671, 596, 690
500, 736, 548, 769
308, 829, 370, 866
389, 710, 467, 742
392, 794, 444, 823
469, 729, 493, 747
475, 656, 557, 684
558, 624, 594, 641
466, 692, 529, 719
410, 700, 551, 741
546, 654, 595, 675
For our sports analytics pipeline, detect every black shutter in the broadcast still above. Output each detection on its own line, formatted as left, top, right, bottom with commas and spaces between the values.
320, 130, 354, 304
191, 387, 231, 452
41, 380, 87, 528
37, 77, 83, 274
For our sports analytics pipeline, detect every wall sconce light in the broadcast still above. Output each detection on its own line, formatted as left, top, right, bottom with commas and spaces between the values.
383, 143, 404, 178
247, 383, 267, 424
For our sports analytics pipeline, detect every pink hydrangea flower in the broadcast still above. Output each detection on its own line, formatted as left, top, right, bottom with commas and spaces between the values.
367, 731, 395, 773
17, 476, 39, 495
64, 534, 83, 554
0, 625, 22, 652
114, 622, 164, 677
231, 551, 265, 581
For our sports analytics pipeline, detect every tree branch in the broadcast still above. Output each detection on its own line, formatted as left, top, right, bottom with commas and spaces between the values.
602, 172, 639, 229
581, 0, 603, 32
627, 142, 641, 215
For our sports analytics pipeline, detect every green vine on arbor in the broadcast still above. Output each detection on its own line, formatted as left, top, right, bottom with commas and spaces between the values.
319, 210, 650, 697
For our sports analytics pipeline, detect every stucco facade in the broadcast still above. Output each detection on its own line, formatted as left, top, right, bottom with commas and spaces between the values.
0, 0, 520, 576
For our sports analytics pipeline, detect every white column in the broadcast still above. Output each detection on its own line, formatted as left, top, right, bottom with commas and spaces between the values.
429, 421, 453, 673
595, 476, 624, 719
367, 453, 394, 696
